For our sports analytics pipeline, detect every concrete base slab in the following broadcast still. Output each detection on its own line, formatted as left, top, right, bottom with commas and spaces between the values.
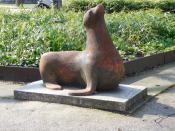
14, 81, 147, 113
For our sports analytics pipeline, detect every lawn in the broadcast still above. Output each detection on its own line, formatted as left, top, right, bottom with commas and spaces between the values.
0, 0, 175, 66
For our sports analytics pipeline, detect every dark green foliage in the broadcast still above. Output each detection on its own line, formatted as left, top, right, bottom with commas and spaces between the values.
106, 10, 175, 60
0, 8, 175, 66
0, 9, 85, 66
65, 0, 175, 13
158, 0, 175, 12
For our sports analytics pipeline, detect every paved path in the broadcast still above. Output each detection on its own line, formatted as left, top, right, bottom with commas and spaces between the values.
1, 62, 175, 131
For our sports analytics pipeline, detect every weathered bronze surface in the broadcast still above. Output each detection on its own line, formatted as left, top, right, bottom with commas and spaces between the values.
39, 4, 125, 96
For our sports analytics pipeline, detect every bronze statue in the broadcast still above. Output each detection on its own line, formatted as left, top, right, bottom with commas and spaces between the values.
39, 4, 125, 96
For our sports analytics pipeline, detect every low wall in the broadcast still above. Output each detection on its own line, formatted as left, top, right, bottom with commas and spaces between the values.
1, 50, 175, 82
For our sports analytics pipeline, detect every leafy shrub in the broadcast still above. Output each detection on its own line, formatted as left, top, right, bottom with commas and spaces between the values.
65, 0, 175, 13
106, 10, 175, 60
0, 9, 85, 66
0, 8, 175, 66
158, 0, 175, 12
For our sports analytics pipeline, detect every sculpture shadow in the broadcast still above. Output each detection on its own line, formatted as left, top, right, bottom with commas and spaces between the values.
121, 63, 175, 117
122, 62, 175, 85
132, 87, 175, 118
0, 96, 24, 104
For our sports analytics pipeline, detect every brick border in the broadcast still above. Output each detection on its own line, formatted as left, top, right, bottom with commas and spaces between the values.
1, 50, 175, 82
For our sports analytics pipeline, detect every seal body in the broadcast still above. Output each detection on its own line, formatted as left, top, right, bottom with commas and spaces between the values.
39, 4, 125, 96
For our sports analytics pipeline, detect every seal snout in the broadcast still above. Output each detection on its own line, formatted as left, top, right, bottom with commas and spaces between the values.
95, 4, 105, 15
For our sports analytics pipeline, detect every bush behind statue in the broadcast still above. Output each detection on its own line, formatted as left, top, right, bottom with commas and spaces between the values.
65, 0, 175, 13
0, 8, 175, 66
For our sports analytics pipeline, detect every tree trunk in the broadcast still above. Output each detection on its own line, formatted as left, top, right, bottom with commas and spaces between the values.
16, 0, 24, 7
53, 0, 62, 9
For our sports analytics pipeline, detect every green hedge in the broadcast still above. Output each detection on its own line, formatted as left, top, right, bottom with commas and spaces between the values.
0, 9, 175, 66
65, 0, 175, 13
0, 9, 85, 66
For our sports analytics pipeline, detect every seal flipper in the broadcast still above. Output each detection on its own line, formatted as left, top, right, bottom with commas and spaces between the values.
45, 83, 63, 90
69, 63, 97, 96
69, 87, 96, 96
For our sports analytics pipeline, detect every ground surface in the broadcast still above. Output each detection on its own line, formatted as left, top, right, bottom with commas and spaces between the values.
0, 63, 175, 131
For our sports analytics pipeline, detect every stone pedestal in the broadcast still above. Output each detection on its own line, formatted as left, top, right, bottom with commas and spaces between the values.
14, 81, 147, 113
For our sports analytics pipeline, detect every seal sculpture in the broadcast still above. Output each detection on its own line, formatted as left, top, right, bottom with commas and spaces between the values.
39, 4, 125, 96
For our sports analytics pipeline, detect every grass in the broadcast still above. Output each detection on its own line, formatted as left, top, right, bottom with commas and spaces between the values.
0, 3, 175, 66
106, 10, 175, 60
0, 8, 85, 66
64, 0, 175, 13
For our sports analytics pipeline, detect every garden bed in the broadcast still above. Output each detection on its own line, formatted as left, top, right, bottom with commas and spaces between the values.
0, 2, 175, 82
65, 0, 175, 13
0, 8, 175, 66
1, 50, 175, 82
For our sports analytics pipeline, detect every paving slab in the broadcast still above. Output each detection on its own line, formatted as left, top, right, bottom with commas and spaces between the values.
0, 81, 175, 131
1, 62, 175, 131
122, 62, 175, 96
0, 81, 23, 98
14, 81, 147, 113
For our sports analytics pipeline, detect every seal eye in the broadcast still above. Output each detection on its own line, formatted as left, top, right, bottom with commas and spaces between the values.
88, 10, 94, 17
83, 9, 96, 27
